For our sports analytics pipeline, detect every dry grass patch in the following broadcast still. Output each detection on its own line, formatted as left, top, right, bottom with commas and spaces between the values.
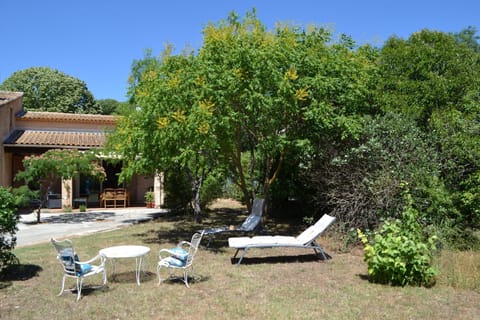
436, 249, 480, 291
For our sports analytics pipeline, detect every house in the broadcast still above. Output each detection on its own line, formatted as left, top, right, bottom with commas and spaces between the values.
0, 91, 164, 208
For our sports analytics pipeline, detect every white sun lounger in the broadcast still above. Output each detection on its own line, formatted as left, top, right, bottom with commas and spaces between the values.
228, 214, 336, 265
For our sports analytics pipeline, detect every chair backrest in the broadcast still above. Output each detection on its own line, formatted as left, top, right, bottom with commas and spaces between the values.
251, 198, 265, 217
51, 238, 77, 276
296, 214, 336, 245
239, 198, 265, 230
185, 231, 204, 267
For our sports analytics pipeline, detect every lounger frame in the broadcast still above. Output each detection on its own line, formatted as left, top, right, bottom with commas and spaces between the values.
229, 214, 336, 265
231, 240, 328, 265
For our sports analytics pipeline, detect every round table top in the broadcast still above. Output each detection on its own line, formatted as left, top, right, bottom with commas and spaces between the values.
99, 245, 151, 258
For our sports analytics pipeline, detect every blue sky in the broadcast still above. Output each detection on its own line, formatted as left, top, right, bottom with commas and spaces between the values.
1, 1, 478, 102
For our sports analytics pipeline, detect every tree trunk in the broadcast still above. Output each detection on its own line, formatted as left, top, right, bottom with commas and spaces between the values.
186, 167, 204, 223
192, 181, 202, 223
233, 129, 251, 207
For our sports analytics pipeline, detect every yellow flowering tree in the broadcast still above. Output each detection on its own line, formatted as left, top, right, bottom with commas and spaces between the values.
108, 50, 220, 222
109, 10, 375, 219
197, 11, 375, 207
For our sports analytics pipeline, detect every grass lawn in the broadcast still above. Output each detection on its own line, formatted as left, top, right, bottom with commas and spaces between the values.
1, 200, 479, 320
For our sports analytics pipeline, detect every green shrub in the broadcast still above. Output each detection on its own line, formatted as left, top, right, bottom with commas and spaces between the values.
164, 165, 231, 214
200, 168, 227, 208
305, 113, 445, 230
358, 188, 438, 286
11, 185, 39, 208
163, 167, 194, 212
0, 187, 19, 271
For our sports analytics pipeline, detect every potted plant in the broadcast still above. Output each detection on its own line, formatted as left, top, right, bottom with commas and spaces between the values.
144, 191, 155, 208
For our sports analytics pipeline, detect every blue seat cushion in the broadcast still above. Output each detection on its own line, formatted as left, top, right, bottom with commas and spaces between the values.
58, 249, 92, 275
169, 247, 188, 261
76, 263, 93, 276
163, 256, 186, 267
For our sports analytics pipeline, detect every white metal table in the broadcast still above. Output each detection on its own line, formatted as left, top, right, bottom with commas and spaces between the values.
99, 245, 151, 285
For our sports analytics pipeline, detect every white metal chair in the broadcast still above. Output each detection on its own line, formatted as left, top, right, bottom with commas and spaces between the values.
51, 238, 107, 301
157, 231, 204, 287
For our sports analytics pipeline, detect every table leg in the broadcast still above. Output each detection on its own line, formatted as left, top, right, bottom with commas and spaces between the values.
135, 257, 142, 285
108, 258, 117, 281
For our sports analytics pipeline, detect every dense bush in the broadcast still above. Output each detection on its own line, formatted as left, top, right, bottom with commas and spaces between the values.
163, 165, 226, 216
358, 188, 438, 286
0, 187, 19, 271
376, 29, 480, 246
430, 110, 480, 231
11, 186, 39, 209
305, 113, 447, 230
163, 167, 192, 212
200, 167, 229, 208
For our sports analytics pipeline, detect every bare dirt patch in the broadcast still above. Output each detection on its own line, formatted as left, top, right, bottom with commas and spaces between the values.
207, 198, 245, 210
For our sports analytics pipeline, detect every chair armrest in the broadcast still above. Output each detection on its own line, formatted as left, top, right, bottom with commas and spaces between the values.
177, 241, 191, 249
159, 248, 176, 259
77, 254, 106, 267
159, 246, 191, 260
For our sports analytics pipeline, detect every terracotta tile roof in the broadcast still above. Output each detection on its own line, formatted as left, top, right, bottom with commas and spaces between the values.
16, 111, 118, 125
4, 130, 106, 148
0, 91, 23, 106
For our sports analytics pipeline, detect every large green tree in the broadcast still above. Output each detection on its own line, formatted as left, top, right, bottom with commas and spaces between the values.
452, 26, 480, 52
109, 11, 376, 220
0, 67, 98, 113
96, 99, 135, 115
377, 29, 480, 230
196, 12, 376, 206
110, 50, 220, 221
377, 30, 479, 124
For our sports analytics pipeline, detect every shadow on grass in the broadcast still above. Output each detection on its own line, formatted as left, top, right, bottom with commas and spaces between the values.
106, 271, 156, 284
357, 274, 370, 281
135, 207, 249, 246
120, 211, 167, 225
158, 275, 211, 286
136, 223, 197, 246
134, 206, 311, 252
200, 207, 250, 226
23, 211, 116, 225
0, 263, 43, 289
105, 266, 210, 287
63, 284, 110, 299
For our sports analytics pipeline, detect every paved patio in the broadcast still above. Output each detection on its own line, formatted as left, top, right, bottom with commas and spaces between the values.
16, 207, 167, 247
